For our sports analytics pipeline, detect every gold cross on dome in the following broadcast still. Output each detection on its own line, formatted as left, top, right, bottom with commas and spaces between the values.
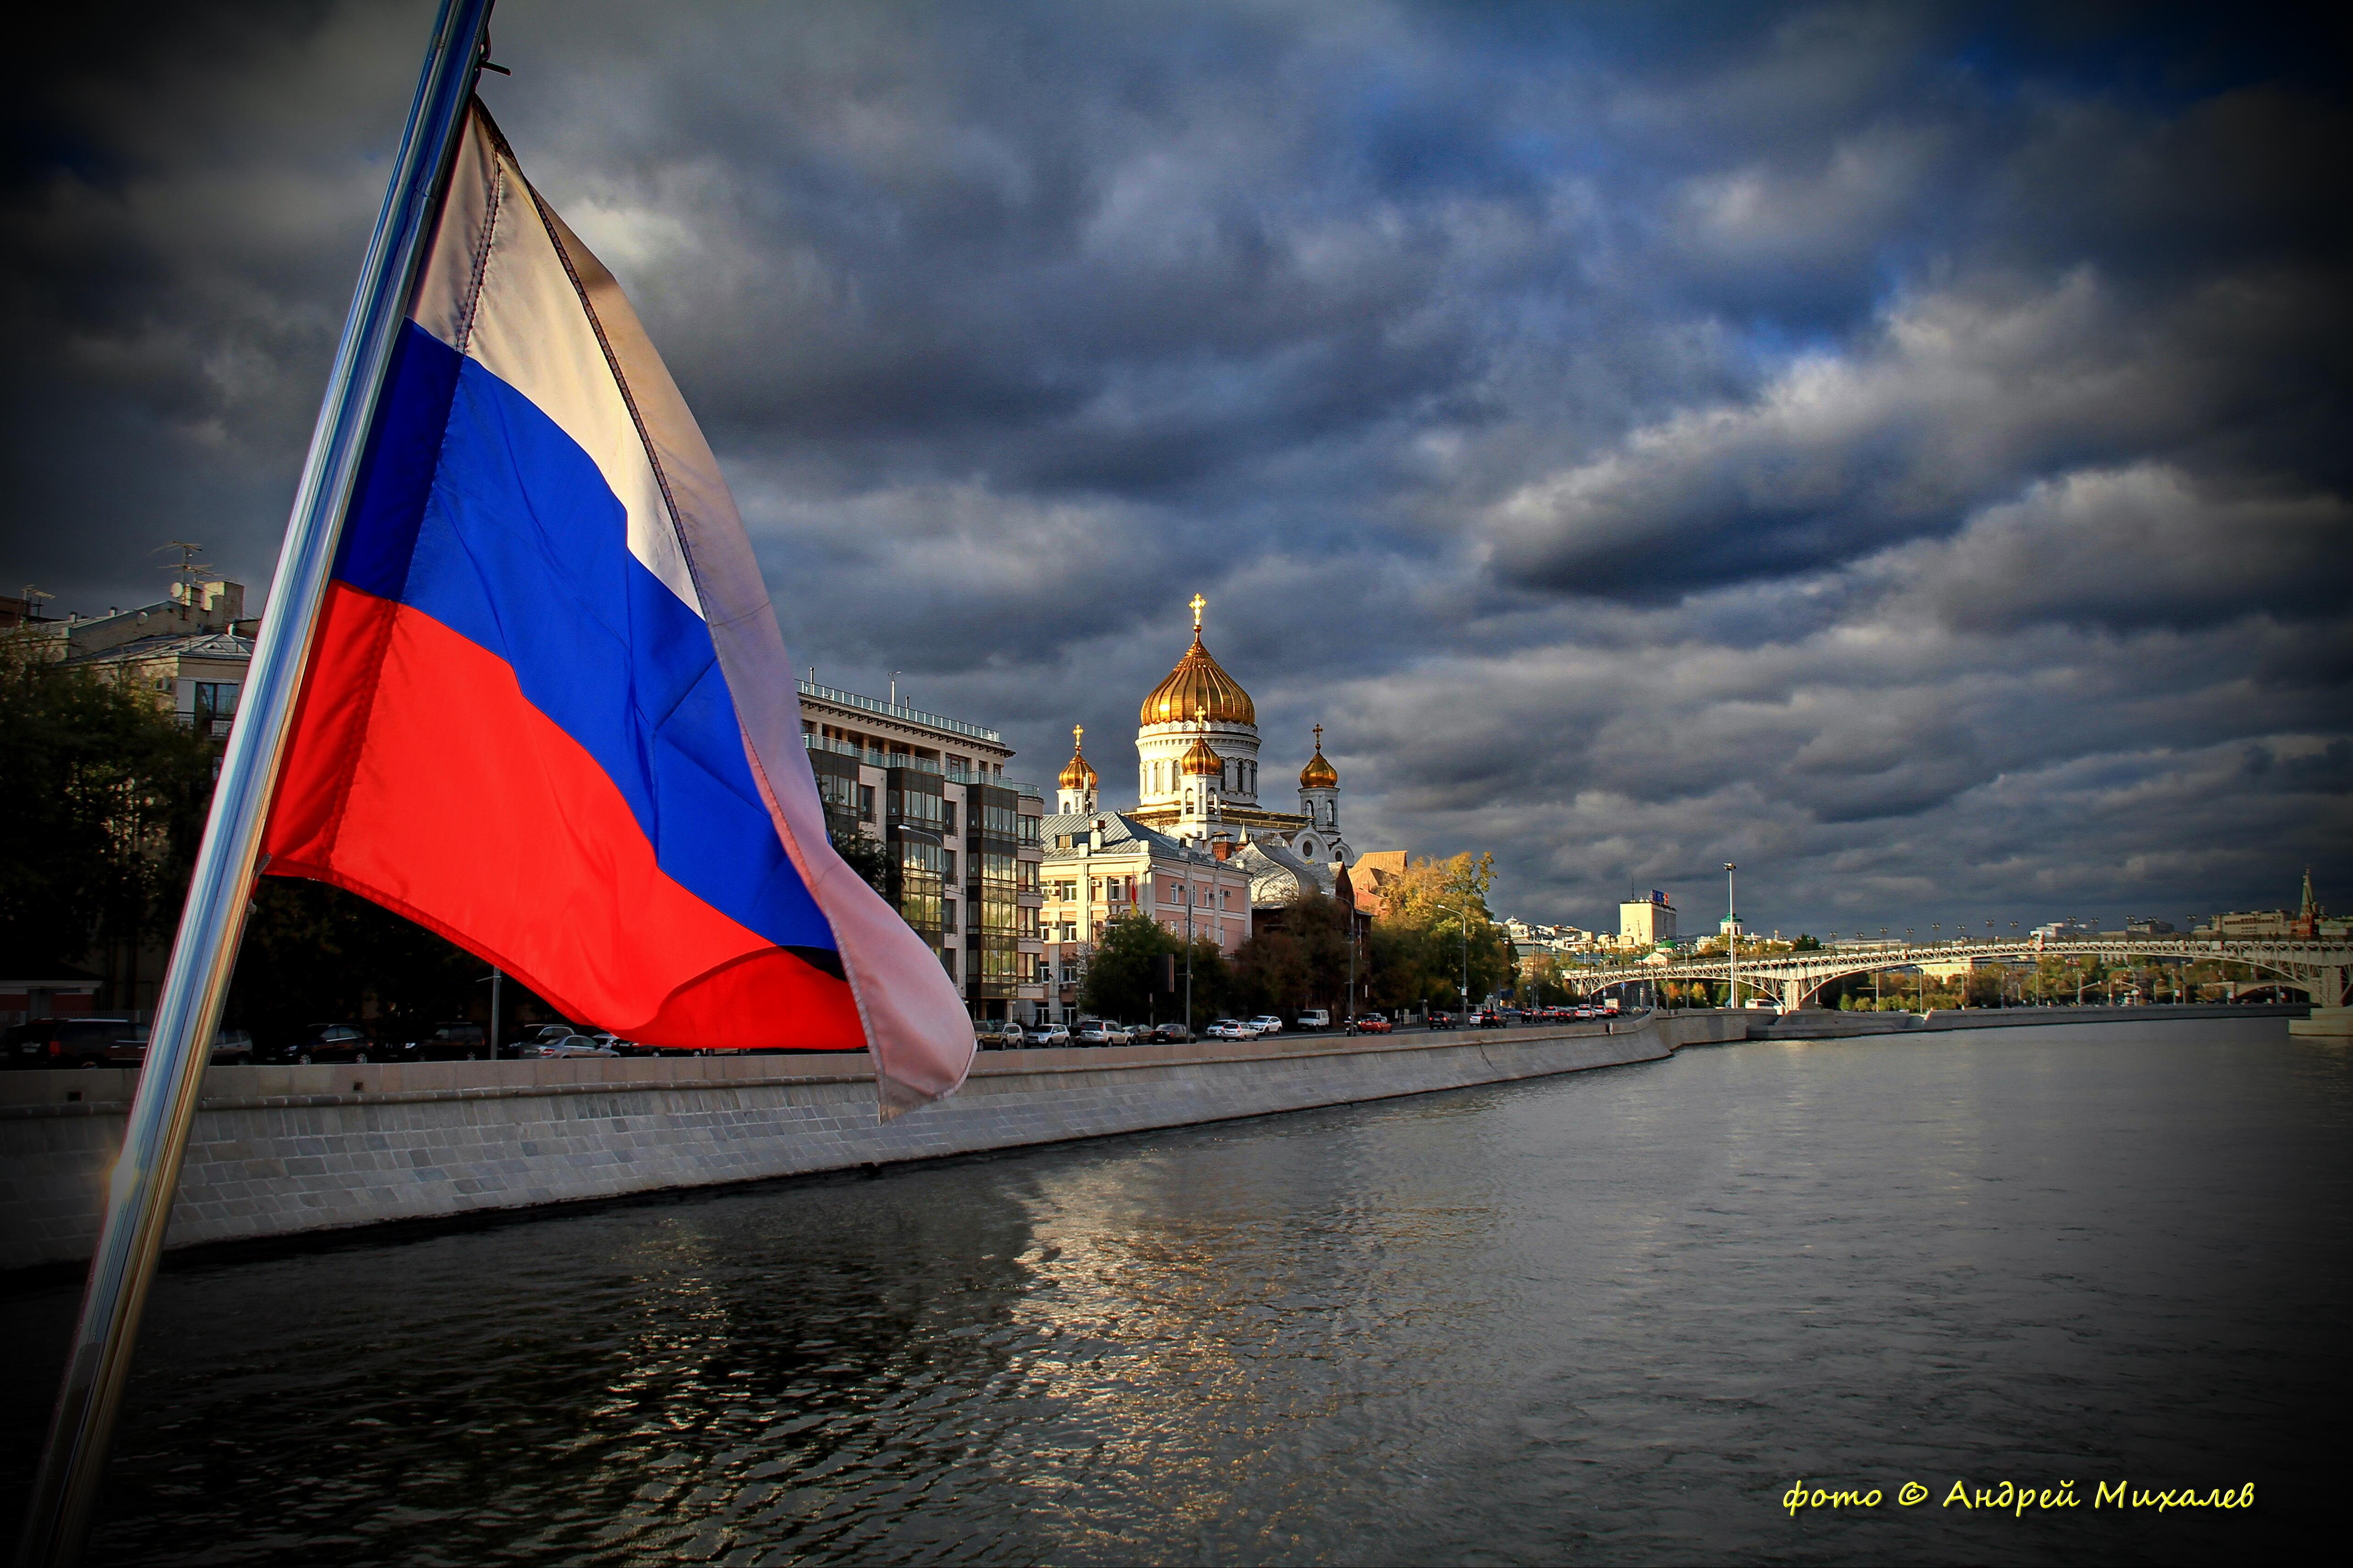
1072, 723, 1084, 749
1189, 593, 1206, 629
1313, 723, 1323, 749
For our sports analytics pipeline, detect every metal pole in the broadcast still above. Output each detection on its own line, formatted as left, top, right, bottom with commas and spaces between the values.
18, 7, 492, 1562
489, 965, 503, 1060
1724, 863, 1737, 1008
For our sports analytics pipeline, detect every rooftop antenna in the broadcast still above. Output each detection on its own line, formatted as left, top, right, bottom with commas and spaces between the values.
157, 541, 214, 603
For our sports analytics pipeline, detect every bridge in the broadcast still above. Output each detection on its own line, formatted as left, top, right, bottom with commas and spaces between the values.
1569, 938, 2352, 1011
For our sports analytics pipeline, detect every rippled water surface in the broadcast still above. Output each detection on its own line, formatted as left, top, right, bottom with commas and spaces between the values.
4, 1020, 2345, 1564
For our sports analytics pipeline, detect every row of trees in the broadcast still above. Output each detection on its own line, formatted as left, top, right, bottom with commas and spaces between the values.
1077, 852, 1520, 1025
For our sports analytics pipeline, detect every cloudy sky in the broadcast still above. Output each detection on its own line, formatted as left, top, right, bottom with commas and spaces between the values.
5, 0, 2347, 935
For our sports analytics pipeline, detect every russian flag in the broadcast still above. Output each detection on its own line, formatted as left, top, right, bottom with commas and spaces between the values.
262, 105, 972, 1112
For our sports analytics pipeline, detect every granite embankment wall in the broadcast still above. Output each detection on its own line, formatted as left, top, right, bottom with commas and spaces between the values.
0, 1013, 1747, 1271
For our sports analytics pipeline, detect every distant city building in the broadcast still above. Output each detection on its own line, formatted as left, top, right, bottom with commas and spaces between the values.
2124, 916, 2176, 935
2031, 918, 2096, 941
26, 577, 255, 736
1349, 851, 1410, 918
2207, 873, 2332, 940
800, 681, 1047, 1025
1619, 890, 1676, 947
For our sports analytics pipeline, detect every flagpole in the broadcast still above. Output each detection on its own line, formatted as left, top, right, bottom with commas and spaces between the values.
17, 3, 494, 1561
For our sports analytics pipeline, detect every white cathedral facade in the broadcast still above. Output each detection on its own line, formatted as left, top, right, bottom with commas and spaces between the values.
1056, 596, 1352, 877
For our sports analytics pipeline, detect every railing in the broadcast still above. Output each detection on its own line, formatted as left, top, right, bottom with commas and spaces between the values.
175, 710, 235, 738
797, 680, 1002, 743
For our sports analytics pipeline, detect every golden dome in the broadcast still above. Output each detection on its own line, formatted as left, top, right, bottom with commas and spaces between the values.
1140, 595, 1255, 727
1180, 724, 1225, 777
1057, 724, 1098, 791
1300, 724, 1338, 790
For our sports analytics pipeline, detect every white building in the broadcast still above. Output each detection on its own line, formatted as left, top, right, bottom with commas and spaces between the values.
1619, 890, 1677, 947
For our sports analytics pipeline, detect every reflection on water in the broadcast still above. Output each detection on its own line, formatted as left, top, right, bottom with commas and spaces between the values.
2, 1020, 2342, 1563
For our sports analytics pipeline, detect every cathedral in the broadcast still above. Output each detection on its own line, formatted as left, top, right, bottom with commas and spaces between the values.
1055, 596, 1354, 902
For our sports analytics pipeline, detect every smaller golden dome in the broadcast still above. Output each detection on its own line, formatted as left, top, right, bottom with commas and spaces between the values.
1057, 724, 1098, 791
1300, 723, 1338, 790
1180, 719, 1225, 778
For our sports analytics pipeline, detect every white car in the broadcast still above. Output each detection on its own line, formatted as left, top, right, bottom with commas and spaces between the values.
1247, 1015, 1284, 1036
1028, 1023, 1070, 1046
1206, 1019, 1256, 1040
1294, 1010, 1329, 1031
515, 1028, 616, 1058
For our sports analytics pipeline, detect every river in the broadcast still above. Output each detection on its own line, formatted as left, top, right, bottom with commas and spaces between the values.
2, 1017, 2342, 1564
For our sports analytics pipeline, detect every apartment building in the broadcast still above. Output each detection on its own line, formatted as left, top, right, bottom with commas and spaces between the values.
798, 681, 1048, 1024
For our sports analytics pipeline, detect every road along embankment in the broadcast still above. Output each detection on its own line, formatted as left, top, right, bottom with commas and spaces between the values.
1754, 1001, 2308, 1040
0, 1013, 1748, 1271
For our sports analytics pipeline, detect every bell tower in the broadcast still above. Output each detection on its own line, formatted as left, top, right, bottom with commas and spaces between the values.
1057, 725, 1098, 815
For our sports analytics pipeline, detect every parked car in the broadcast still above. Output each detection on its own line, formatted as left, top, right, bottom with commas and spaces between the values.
278, 1023, 375, 1064
1247, 1014, 1284, 1036
974, 1019, 1025, 1049
1027, 1022, 1070, 1047
401, 1022, 489, 1061
1104, 1022, 1136, 1046
1147, 1021, 1193, 1043
513, 1028, 616, 1058
1294, 1009, 1330, 1031
1205, 1018, 1256, 1040
1428, 1010, 1461, 1030
1071, 1019, 1115, 1046
209, 1028, 255, 1064
1743, 998, 1781, 1013
1345, 1013, 1391, 1035
5, 1019, 143, 1070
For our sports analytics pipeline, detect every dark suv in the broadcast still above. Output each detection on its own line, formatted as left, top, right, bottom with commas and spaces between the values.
4, 1018, 144, 1069
400, 1022, 489, 1061
272, 1023, 376, 1065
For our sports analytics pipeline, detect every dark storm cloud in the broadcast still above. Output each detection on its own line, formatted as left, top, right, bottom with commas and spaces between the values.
2, 0, 2346, 930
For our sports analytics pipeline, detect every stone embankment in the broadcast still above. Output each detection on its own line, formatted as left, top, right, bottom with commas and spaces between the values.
0, 1012, 1749, 1271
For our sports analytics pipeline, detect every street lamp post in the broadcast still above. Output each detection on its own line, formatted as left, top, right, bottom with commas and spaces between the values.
1724, 863, 1738, 1009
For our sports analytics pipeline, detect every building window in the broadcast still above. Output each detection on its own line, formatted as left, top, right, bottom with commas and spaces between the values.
193, 681, 239, 726
942, 800, 958, 835
895, 838, 946, 935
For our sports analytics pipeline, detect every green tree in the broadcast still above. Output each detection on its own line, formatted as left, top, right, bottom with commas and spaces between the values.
1362, 851, 1507, 1012
0, 633, 215, 991
1079, 908, 1233, 1025
826, 826, 893, 895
